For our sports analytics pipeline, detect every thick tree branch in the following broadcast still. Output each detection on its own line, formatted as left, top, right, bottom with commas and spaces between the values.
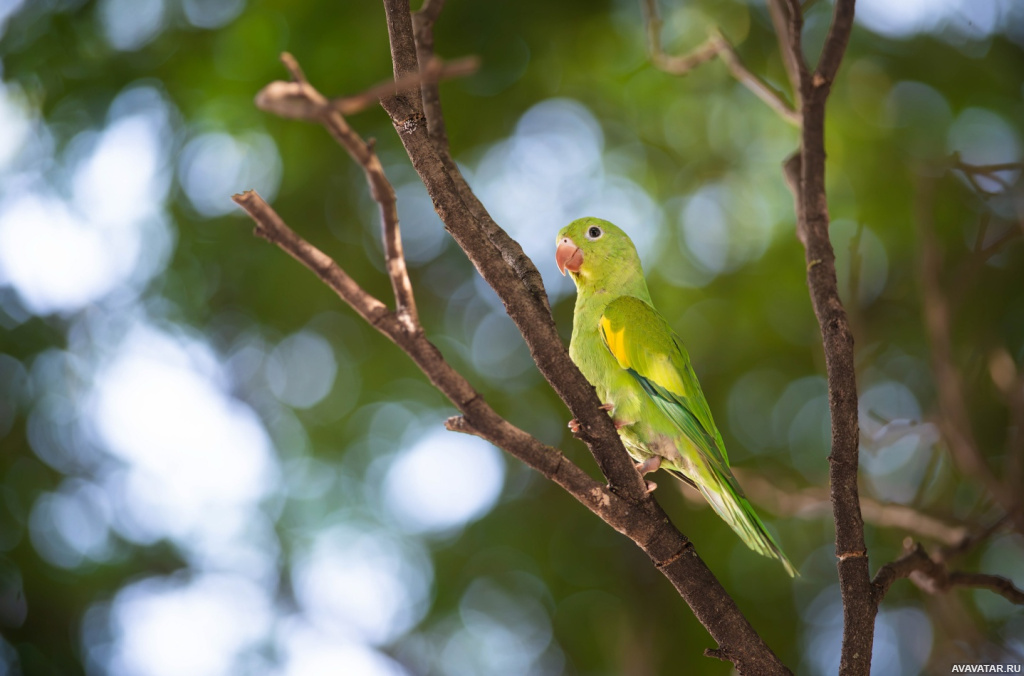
777, 1, 873, 674
872, 540, 1024, 607
231, 191, 625, 527
241, 8, 792, 671
412, 0, 448, 147
641, 0, 800, 126
406, 2, 552, 314
232, 190, 789, 673
377, 4, 791, 671
378, 1, 645, 500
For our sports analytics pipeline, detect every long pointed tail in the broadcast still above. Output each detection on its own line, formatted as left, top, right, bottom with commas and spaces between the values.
667, 466, 798, 577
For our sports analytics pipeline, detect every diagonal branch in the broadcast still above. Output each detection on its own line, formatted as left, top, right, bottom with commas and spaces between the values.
641, 0, 800, 126
261, 52, 419, 327
712, 32, 802, 126
231, 191, 604, 507
406, 2, 553, 313
254, 55, 477, 120
242, 11, 792, 673
376, 5, 791, 671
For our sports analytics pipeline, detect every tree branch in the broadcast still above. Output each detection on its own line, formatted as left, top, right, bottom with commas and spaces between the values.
766, 0, 808, 106
776, 1, 873, 674
872, 540, 1024, 607
231, 191, 625, 526
412, 0, 449, 147
238, 6, 793, 671
377, 4, 791, 670
641, 0, 800, 126
734, 469, 970, 547
258, 54, 419, 326
952, 154, 1023, 195
406, 1, 553, 314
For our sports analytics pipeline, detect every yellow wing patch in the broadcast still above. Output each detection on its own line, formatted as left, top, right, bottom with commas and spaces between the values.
599, 313, 687, 396
599, 316, 629, 366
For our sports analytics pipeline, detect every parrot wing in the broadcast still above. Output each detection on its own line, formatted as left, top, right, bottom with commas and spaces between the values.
598, 295, 732, 476
598, 295, 798, 576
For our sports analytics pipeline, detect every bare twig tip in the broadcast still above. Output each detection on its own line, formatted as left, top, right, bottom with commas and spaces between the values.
280, 52, 307, 83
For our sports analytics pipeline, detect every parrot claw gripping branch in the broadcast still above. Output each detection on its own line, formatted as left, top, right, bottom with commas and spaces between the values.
223, 0, 976, 673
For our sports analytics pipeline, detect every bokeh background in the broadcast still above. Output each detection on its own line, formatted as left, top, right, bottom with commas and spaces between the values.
0, 0, 1022, 674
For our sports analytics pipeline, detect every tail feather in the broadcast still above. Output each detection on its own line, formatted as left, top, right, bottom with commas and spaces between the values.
666, 466, 798, 577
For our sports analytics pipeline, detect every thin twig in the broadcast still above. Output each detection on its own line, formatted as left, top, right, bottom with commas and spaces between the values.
711, 32, 802, 126
332, 56, 478, 115
246, 13, 792, 672
988, 351, 1024, 492
640, 0, 800, 126
258, 53, 420, 327
813, 0, 856, 88
915, 174, 1023, 533
937, 514, 1008, 564
734, 469, 970, 547
255, 56, 477, 120
231, 194, 618, 520
953, 156, 1023, 194
766, 0, 803, 111
946, 572, 1024, 605
233, 191, 390, 326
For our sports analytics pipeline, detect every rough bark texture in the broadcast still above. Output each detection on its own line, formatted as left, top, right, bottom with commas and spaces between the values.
771, 1, 875, 674
235, 0, 1021, 672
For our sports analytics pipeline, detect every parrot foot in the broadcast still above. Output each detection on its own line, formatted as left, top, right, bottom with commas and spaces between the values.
568, 404, 619, 434
645, 481, 658, 493
635, 457, 661, 475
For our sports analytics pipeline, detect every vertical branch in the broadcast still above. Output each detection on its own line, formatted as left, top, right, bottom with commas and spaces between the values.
778, 1, 873, 674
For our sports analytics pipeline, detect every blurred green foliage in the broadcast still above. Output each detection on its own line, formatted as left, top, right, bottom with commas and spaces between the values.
0, 0, 1022, 674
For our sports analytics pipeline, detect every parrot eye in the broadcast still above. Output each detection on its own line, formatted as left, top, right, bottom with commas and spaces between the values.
586, 226, 603, 240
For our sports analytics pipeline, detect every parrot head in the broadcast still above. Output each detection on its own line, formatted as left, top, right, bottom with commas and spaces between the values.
556, 217, 645, 291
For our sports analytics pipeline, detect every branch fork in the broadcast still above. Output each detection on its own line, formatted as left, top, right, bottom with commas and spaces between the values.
233, 3, 791, 672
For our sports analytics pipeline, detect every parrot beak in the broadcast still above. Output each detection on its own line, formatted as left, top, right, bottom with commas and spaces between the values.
556, 238, 583, 276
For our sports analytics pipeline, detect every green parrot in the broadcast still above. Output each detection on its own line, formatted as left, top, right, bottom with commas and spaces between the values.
556, 216, 797, 576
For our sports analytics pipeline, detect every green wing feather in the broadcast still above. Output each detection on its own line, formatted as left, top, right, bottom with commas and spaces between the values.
599, 296, 797, 576
598, 296, 729, 472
